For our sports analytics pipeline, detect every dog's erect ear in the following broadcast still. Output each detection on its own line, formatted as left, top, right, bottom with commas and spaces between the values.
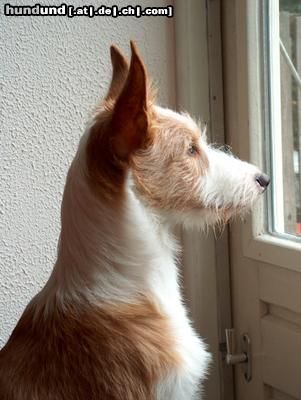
105, 45, 129, 101
110, 41, 148, 160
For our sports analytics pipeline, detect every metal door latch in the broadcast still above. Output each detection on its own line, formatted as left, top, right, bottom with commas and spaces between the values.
224, 328, 252, 382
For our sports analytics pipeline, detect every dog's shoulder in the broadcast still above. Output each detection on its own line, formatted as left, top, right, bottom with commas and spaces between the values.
0, 298, 180, 400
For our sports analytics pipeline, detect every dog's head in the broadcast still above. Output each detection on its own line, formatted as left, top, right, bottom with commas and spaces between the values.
85, 42, 269, 228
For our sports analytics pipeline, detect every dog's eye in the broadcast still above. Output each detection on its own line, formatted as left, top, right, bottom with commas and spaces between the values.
188, 144, 199, 156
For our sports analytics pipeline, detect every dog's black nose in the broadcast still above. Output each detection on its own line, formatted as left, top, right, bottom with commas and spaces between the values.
255, 173, 270, 189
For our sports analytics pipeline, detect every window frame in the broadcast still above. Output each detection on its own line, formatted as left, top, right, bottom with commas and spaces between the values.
239, 0, 301, 272
264, 0, 301, 242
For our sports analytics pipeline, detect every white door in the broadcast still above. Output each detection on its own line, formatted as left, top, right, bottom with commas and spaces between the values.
175, 1, 234, 399
223, 0, 301, 399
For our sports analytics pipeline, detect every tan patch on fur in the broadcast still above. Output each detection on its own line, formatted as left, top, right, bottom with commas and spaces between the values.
0, 298, 180, 400
86, 42, 152, 200
131, 111, 209, 211
86, 111, 127, 201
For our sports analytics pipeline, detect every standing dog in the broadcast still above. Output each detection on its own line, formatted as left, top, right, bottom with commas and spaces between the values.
0, 42, 269, 400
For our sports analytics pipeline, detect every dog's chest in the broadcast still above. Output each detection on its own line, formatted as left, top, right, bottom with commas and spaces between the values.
150, 260, 211, 399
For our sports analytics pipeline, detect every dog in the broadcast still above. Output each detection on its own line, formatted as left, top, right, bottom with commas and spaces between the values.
0, 42, 269, 400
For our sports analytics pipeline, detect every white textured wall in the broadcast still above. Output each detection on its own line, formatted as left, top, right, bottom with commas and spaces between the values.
0, 0, 176, 347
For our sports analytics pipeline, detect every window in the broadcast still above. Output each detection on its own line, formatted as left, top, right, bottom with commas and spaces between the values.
264, 0, 301, 238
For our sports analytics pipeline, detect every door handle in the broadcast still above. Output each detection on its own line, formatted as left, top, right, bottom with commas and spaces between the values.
225, 328, 252, 382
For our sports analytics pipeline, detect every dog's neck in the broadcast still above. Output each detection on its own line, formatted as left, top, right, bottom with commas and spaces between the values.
36, 143, 180, 312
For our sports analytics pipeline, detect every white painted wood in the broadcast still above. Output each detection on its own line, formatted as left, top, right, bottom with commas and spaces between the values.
259, 265, 301, 315
206, 1, 234, 398
268, 386, 299, 400
261, 315, 301, 399
174, 3, 218, 400
297, 17, 301, 207
268, 304, 301, 327
243, 229, 301, 273
174, 1, 233, 399
280, 12, 296, 234
222, 0, 301, 399
269, 0, 285, 234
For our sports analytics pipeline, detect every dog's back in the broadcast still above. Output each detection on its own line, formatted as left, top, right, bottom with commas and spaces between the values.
0, 298, 179, 400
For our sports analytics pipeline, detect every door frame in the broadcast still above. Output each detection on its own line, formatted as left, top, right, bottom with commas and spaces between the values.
174, 1, 234, 399
222, 0, 301, 398
222, 0, 301, 271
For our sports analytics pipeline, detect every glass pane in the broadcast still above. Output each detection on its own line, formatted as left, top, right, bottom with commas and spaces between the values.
265, 0, 301, 238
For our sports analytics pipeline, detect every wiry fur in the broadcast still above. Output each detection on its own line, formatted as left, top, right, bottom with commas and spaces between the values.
0, 42, 268, 400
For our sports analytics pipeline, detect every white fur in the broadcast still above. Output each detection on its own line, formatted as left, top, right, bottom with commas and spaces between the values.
33, 121, 210, 399
35, 107, 266, 398
175, 145, 264, 231
201, 146, 263, 209
154, 106, 200, 133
